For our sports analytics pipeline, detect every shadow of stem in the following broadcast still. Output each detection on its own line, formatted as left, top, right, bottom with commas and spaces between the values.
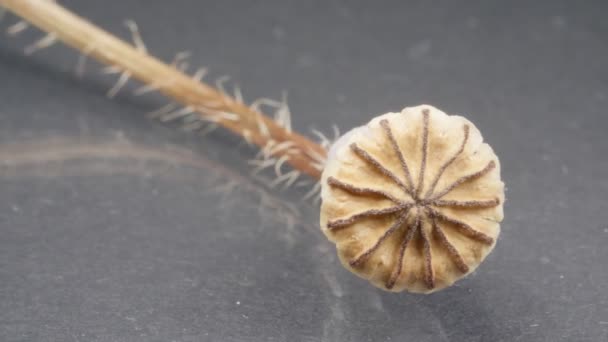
0, 134, 318, 237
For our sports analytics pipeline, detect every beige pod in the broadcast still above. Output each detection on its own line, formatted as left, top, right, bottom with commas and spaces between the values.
319, 105, 505, 293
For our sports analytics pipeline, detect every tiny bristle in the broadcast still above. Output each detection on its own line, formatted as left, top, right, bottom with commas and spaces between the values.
217, 111, 240, 122
270, 170, 300, 190
260, 139, 278, 159
311, 129, 331, 149
198, 123, 218, 137
106, 71, 131, 98
306, 147, 327, 165
332, 124, 341, 141
256, 113, 270, 138
233, 84, 244, 103
147, 103, 177, 118
6, 20, 29, 36
170, 51, 191, 66
274, 155, 290, 177
181, 121, 204, 132
248, 158, 276, 175
250, 97, 280, 112
191, 67, 208, 82
242, 129, 253, 146
23, 32, 58, 55
273, 92, 292, 132
124, 19, 147, 53
102, 65, 122, 75
302, 181, 321, 201
215, 75, 230, 95
159, 106, 194, 122
269, 141, 296, 156
75, 43, 96, 77
176, 60, 189, 73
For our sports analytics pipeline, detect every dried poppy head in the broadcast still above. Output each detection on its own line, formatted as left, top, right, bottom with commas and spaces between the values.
320, 105, 505, 293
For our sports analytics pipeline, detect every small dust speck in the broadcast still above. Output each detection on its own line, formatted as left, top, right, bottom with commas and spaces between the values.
296, 55, 315, 68
603, 228, 608, 233
272, 26, 286, 40
559, 274, 564, 279
235, 301, 240, 305
540, 257, 550, 264
408, 40, 432, 60
11, 205, 20, 212
530, 323, 539, 327
466, 17, 479, 29
551, 16, 566, 29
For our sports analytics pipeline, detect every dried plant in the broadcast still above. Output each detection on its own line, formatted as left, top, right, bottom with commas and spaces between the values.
0, 1, 506, 294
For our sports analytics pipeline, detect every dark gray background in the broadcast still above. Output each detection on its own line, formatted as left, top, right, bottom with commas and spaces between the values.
0, 0, 607, 341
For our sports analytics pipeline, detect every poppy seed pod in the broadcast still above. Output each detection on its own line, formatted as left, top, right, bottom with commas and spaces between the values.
320, 105, 505, 293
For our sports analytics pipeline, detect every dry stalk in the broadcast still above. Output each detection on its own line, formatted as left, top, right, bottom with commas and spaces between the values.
0, 0, 327, 179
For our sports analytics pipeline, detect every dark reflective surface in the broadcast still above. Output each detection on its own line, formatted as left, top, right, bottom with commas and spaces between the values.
0, 1, 607, 341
